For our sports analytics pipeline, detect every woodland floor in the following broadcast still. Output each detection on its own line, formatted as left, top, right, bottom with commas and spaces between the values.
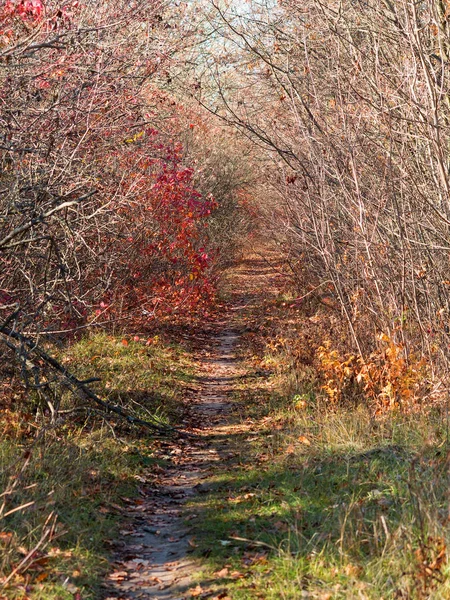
4, 245, 450, 600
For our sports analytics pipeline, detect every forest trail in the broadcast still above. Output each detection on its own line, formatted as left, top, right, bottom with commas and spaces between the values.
104, 248, 281, 600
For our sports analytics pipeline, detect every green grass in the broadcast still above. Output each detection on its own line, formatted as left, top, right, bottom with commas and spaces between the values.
1, 430, 138, 598
188, 394, 450, 599
62, 332, 197, 425
0, 332, 195, 599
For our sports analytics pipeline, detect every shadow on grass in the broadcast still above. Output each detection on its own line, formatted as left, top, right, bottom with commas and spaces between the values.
0, 428, 159, 600
187, 424, 450, 597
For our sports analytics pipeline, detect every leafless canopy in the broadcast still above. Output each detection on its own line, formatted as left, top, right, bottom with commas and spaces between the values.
191, 0, 450, 374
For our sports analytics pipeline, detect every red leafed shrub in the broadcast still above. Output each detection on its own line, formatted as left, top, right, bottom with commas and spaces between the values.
0, 0, 254, 363
0, 0, 224, 340
2, 0, 44, 21
95, 134, 218, 326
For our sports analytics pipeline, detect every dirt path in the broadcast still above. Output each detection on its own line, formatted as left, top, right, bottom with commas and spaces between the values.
104, 324, 245, 600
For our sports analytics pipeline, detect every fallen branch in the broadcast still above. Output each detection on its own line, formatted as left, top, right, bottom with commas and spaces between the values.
0, 322, 175, 436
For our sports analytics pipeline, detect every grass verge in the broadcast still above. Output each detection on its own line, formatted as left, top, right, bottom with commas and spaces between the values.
0, 332, 195, 599
188, 401, 450, 599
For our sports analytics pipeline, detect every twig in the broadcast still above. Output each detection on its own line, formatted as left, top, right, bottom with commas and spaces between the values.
0, 191, 97, 249
0, 324, 176, 435
1, 512, 57, 588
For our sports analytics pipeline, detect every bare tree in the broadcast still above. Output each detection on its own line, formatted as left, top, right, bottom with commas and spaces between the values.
189, 0, 450, 385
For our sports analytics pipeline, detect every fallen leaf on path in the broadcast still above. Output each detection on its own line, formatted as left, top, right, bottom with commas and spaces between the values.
123, 558, 152, 569
108, 571, 128, 581
188, 584, 204, 597
215, 567, 229, 578
298, 436, 311, 446
128, 544, 144, 551
116, 581, 138, 591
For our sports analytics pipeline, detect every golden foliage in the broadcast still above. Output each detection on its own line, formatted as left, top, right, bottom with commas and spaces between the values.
317, 333, 427, 411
